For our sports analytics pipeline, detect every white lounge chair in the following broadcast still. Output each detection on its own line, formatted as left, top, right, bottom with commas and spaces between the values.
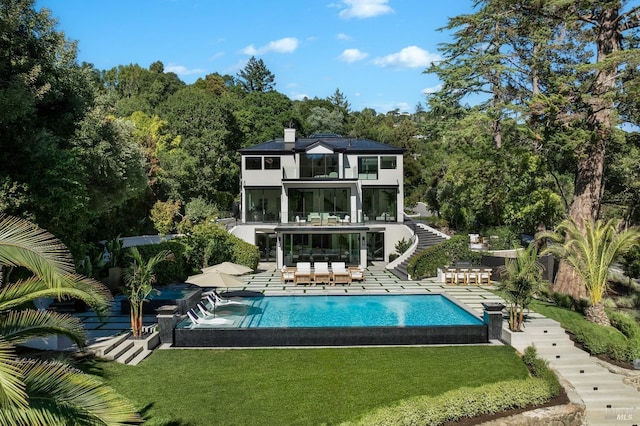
349, 266, 365, 282
196, 302, 217, 317
295, 262, 312, 285
281, 266, 296, 282
331, 262, 350, 286
203, 290, 246, 305
201, 294, 244, 311
314, 262, 331, 285
186, 309, 231, 326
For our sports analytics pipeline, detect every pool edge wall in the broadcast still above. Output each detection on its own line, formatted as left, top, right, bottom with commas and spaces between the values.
173, 325, 488, 347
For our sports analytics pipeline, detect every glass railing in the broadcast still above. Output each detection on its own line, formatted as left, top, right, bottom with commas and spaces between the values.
245, 211, 280, 223
362, 212, 398, 223
282, 168, 359, 180
289, 211, 351, 225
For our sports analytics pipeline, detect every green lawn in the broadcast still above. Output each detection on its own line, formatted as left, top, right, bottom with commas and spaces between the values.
96, 346, 529, 425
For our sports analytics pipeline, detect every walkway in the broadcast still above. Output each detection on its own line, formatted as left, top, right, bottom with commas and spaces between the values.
236, 263, 504, 315
508, 313, 639, 425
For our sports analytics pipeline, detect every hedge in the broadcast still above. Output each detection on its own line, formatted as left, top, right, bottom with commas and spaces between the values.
135, 240, 189, 286
342, 346, 559, 426
341, 378, 554, 426
183, 223, 259, 273
407, 235, 481, 279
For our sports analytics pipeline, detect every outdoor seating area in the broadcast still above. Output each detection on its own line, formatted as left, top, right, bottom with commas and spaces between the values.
439, 265, 492, 285
303, 212, 349, 226
280, 262, 366, 285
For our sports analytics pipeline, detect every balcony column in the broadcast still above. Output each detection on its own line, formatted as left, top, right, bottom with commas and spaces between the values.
281, 187, 288, 223
360, 232, 368, 268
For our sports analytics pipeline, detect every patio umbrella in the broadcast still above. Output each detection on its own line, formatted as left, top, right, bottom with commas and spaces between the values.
186, 269, 245, 289
202, 261, 252, 276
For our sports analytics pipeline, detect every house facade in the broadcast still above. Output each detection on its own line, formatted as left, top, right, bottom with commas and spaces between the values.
231, 129, 413, 268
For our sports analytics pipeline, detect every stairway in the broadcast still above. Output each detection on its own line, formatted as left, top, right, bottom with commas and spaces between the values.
88, 325, 159, 366
390, 220, 447, 280
505, 313, 640, 425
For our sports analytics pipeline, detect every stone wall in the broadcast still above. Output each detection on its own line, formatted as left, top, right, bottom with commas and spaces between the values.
479, 403, 585, 426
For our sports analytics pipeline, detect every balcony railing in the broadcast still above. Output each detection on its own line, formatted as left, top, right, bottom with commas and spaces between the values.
243, 209, 399, 225
282, 168, 358, 180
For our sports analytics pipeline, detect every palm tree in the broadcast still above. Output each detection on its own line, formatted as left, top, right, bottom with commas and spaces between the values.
0, 215, 142, 425
538, 218, 640, 326
123, 247, 173, 338
497, 243, 545, 331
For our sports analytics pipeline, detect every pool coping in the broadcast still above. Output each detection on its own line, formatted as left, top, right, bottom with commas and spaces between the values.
171, 292, 490, 348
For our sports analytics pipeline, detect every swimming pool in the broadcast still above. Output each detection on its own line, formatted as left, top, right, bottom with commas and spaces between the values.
173, 294, 489, 347
243, 295, 482, 328
121, 285, 201, 315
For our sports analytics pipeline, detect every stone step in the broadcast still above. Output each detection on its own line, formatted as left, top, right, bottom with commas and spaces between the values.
580, 392, 639, 406
92, 332, 131, 358
586, 407, 639, 426
105, 340, 134, 361
545, 353, 593, 366
128, 348, 153, 366
118, 343, 143, 365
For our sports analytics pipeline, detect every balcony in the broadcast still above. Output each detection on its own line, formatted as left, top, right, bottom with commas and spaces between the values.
282, 167, 358, 180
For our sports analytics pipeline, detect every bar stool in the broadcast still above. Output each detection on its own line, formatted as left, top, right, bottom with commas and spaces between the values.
456, 268, 469, 285
468, 268, 480, 285
445, 268, 456, 285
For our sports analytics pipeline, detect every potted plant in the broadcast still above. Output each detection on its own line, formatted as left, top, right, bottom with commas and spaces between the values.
122, 247, 173, 338
497, 243, 545, 332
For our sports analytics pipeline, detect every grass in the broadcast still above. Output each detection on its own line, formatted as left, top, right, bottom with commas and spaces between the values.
530, 299, 626, 341
96, 346, 528, 425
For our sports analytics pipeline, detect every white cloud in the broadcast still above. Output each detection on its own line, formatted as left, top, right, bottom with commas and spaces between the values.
338, 0, 394, 19
224, 59, 248, 74
338, 48, 368, 63
165, 64, 206, 76
422, 84, 443, 94
290, 92, 310, 100
373, 46, 441, 68
336, 33, 351, 41
240, 37, 299, 55
208, 52, 225, 62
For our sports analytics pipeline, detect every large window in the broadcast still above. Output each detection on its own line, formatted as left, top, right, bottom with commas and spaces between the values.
380, 156, 397, 169
264, 157, 281, 170
282, 233, 360, 266
363, 187, 397, 222
246, 188, 280, 222
358, 157, 378, 179
288, 188, 350, 221
245, 157, 262, 170
300, 153, 339, 178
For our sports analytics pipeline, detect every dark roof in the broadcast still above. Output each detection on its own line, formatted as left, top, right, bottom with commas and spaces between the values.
238, 136, 406, 155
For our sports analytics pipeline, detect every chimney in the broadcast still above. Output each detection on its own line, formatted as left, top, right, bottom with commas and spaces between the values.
284, 128, 296, 143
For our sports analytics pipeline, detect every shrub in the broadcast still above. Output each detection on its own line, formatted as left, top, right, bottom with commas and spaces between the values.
607, 310, 640, 339
395, 237, 412, 255
183, 222, 258, 272
341, 378, 554, 426
407, 235, 481, 279
230, 234, 260, 271
484, 226, 520, 250
552, 291, 575, 309
136, 240, 188, 286
570, 319, 640, 361
521, 346, 560, 395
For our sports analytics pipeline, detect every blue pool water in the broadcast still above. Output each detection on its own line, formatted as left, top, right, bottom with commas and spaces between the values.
239, 294, 482, 328
150, 288, 194, 300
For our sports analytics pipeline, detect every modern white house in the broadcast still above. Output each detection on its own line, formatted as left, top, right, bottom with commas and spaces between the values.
230, 129, 413, 268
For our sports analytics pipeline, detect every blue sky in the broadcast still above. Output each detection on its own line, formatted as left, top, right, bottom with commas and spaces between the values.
36, 0, 474, 113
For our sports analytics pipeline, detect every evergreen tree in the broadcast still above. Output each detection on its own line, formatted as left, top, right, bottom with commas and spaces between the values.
237, 56, 276, 93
